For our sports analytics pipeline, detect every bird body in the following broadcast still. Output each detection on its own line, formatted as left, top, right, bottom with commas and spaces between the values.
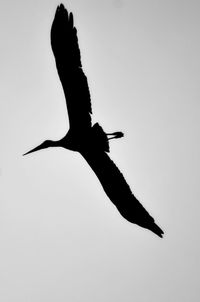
66, 123, 111, 152
24, 4, 164, 238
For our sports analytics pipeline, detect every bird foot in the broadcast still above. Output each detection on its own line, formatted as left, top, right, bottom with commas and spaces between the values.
107, 132, 124, 140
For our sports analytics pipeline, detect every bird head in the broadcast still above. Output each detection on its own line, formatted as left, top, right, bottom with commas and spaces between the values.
23, 140, 53, 156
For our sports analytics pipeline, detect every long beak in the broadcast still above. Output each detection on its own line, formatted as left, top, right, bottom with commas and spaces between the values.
23, 142, 47, 156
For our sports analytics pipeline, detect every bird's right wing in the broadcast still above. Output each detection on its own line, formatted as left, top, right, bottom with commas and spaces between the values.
81, 150, 164, 238
51, 4, 92, 132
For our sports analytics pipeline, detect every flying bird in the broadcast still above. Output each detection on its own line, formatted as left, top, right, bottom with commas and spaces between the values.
24, 4, 164, 238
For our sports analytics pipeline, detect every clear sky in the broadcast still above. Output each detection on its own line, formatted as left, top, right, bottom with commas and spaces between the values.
1, 0, 200, 301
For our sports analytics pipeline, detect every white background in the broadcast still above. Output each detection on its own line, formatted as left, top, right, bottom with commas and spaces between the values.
1, 0, 200, 301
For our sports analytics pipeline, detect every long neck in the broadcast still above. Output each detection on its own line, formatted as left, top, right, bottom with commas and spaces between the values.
49, 135, 72, 149
49, 139, 63, 147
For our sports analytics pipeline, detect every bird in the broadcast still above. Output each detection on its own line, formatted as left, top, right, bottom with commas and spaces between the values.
23, 3, 164, 238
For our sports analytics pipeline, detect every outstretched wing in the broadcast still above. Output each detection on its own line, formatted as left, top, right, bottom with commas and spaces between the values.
51, 4, 92, 132
81, 150, 164, 238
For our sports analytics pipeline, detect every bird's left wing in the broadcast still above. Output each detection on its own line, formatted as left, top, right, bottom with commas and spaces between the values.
81, 150, 164, 238
51, 4, 92, 132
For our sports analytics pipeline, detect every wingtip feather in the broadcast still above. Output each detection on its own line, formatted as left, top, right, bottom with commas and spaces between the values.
150, 222, 164, 238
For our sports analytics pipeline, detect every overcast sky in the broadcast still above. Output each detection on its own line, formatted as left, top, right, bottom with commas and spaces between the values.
1, 0, 200, 301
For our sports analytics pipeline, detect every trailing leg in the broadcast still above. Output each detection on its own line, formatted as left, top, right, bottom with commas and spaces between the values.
106, 131, 124, 140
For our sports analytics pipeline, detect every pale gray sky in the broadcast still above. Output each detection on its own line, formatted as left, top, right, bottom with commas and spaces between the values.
1, 0, 200, 301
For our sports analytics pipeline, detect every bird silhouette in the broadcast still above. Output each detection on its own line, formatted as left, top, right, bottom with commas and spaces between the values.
23, 4, 164, 238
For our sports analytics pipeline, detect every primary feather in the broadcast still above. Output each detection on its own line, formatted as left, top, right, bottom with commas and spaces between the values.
81, 150, 164, 238
51, 4, 92, 132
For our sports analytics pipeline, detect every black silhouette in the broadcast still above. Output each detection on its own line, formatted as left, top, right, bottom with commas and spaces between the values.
23, 4, 164, 238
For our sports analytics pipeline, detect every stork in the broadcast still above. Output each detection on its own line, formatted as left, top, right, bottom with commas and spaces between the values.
24, 4, 164, 238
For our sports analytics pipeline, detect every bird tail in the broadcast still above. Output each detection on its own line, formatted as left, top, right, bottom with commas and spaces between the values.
92, 123, 110, 152
92, 123, 124, 152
